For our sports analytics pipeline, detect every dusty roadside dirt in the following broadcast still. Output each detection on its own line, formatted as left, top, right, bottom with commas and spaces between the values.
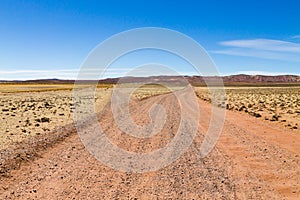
0, 92, 299, 199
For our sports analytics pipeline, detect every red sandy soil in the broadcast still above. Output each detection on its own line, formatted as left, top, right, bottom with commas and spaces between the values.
0, 92, 299, 199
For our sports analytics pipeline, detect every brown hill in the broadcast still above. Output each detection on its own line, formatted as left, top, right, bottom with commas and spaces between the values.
1, 75, 299, 85
222, 74, 300, 83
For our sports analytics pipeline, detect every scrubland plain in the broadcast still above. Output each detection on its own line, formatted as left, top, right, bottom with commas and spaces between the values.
0, 83, 175, 150
195, 86, 300, 130
0, 85, 112, 150
131, 84, 179, 100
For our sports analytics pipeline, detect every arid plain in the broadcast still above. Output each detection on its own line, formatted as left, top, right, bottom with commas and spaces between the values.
0, 82, 299, 199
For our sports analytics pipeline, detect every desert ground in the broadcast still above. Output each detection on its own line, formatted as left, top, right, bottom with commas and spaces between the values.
195, 86, 300, 130
0, 84, 112, 150
0, 83, 299, 199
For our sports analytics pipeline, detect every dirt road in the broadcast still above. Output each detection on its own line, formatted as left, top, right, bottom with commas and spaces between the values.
0, 91, 299, 199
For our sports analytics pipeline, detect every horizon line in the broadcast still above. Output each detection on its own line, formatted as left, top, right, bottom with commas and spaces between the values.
1, 73, 300, 82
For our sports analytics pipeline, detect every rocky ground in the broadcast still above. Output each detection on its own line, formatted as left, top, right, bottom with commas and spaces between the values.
0, 84, 174, 150
0, 87, 299, 199
195, 86, 300, 130
0, 88, 112, 150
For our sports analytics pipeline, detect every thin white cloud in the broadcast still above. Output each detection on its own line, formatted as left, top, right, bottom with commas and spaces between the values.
0, 67, 198, 80
0, 67, 135, 74
292, 35, 300, 39
0, 69, 77, 74
210, 48, 300, 62
220, 39, 300, 53
212, 38, 300, 62
0, 68, 135, 80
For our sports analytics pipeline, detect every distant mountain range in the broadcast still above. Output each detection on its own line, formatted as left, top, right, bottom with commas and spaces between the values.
222, 74, 300, 83
1, 75, 300, 85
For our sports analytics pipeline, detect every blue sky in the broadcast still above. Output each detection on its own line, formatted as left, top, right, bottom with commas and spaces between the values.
1, 0, 300, 80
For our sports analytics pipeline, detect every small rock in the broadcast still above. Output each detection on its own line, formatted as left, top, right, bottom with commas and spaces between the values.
41, 117, 50, 123
271, 115, 279, 121
238, 105, 246, 111
254, 113, 262, 118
